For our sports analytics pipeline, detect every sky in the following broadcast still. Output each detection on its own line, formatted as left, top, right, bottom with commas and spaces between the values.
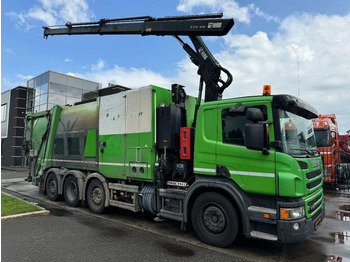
1, 0, 350, 134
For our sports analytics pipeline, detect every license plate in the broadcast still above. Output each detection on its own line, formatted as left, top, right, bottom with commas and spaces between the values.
315, 217, 322, 230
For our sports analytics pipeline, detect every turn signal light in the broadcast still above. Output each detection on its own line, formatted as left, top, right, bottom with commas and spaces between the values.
280, 209, 290, 219
264, 213, 270, 219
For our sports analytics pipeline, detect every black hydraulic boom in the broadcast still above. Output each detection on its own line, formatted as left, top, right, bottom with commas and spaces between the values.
43, 13, 234, 102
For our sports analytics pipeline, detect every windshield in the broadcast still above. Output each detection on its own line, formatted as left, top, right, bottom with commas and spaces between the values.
277, 109, 317, 156
314, 129, 330, 147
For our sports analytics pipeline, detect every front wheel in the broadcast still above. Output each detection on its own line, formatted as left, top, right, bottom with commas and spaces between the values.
87, 179, 106, 213
191, 192, 238, 247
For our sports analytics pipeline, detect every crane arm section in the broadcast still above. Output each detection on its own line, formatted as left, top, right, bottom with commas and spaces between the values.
43, 13, 234, 102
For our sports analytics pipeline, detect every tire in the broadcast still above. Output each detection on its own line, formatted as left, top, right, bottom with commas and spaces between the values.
87, 179, 106, 213
64, 176, 80, 207
46, 173, 59, 201
191, 192, 238, 248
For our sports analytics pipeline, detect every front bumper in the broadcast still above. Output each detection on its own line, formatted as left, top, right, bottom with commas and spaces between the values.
277, 203, 325, 243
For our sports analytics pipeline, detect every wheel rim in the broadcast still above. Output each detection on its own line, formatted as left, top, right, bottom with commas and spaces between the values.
48, 179, 57, 195
91, 187, 102, 206
66, 181, 77, 201
203, 204, 227, 233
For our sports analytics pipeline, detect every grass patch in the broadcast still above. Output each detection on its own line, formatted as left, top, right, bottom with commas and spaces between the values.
1, 193, 41, 217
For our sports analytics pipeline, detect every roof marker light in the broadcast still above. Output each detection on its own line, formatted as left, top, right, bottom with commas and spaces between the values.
263, 85, 271, 96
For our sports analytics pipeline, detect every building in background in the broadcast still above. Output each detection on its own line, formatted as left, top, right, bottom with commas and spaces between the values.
27, 70, 101, 113
1, 71, 101, 167
1, 86, 30, 166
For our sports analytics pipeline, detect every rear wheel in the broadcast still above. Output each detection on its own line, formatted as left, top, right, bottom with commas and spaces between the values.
191, 192, 238, 247
87, 179, 106, 213
64, 176, 80, 207
46, 173, 59, 201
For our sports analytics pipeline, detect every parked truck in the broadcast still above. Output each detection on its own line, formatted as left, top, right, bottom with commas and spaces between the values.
26, 14, 325, 247
340, 133, 350, 155
312, 114, 341, 183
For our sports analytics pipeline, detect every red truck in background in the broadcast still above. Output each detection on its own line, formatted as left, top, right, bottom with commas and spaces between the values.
312, 114, 341, 183
340, 133, 350, 154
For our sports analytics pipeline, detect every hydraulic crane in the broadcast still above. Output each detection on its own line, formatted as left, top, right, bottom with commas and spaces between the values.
43, 13, 234, 102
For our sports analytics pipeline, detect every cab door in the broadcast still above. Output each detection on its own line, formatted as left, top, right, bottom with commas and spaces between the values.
216, 101, 276, 195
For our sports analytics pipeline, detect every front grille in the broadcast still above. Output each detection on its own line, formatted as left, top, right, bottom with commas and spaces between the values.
306, 169, 322, 179
307, 178, 322, 189
307, 194, 322, 214
311, 207, 323, 221
298, 161, 308, 169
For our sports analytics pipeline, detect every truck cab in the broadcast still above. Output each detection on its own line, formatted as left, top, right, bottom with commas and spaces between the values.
193, 94, 324, 243
312, 114, 341, 183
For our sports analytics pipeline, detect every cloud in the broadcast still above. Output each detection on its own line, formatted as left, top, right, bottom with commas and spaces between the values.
16, 74, 34, 80
218, 13, 350, 133
6, 0, 94, 30
177, 0, 279, 24
70, 60, 173, 89
1, 77, 27, 91
64, 58, 73, 62
5, 48, 16, 55
91, 59, 105, 71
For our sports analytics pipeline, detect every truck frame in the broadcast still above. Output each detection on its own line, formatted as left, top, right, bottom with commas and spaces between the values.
26, 13, 325, 247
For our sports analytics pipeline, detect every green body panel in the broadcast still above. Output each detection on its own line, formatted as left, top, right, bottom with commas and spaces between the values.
97, 85, 197, 182
276, 153, 305, 197
193, 103, 218, 174
84, 129, 97, 157
98, 132, 155, 181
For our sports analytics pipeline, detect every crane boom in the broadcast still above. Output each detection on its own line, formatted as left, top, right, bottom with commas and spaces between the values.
43, 13, 235, 102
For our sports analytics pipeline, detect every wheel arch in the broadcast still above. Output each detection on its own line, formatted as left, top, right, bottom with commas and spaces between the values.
62, 170, 86, 201
43, 168, 62, 195
83, 172, 110, 207
184, 175, 249, 236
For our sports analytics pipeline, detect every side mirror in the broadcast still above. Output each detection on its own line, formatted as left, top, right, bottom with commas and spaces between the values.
245, 123, 264, 151
245, 108, 268, 154
246, 108, 264, 122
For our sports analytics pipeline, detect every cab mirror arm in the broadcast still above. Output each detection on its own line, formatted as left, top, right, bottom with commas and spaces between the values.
270, 140, 282, 151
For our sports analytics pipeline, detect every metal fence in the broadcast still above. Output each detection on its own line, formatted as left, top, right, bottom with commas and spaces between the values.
319, 146, 350, 192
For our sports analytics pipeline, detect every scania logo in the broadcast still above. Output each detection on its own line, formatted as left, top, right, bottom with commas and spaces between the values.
311, 160, 320, 168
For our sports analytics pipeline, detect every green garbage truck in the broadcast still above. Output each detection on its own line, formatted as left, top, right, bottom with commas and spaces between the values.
26, 14, 324, 247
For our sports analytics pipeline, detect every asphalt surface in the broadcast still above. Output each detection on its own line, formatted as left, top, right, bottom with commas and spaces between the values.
2, 209, 239, 262
2, 167, 350, 262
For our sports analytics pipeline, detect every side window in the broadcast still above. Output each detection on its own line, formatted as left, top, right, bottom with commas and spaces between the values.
222, 111, 246, 145
221, 105, 267, 146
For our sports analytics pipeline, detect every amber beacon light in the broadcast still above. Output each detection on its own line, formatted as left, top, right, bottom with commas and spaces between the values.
263, 85, 271, 96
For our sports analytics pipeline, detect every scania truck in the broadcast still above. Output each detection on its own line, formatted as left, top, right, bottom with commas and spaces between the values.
313, 114, 341, 183
26, 14, 324, 247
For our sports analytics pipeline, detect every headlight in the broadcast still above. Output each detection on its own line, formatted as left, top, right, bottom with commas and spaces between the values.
280, 207, 305, 220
